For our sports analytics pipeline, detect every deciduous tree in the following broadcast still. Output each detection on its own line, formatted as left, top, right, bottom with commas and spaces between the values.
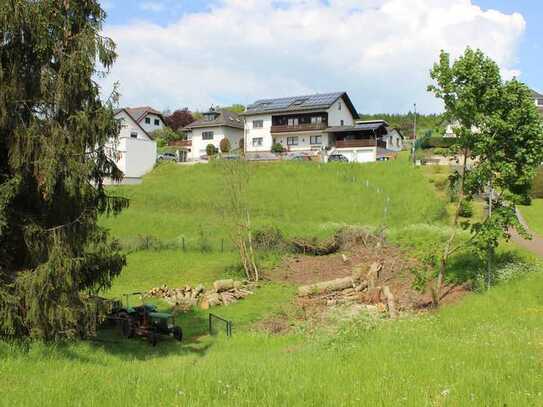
164, 108, 194, 131
427, 48, 543, 305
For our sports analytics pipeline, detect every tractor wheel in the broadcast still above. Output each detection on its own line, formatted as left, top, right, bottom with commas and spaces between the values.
172, 326, 183, 342
118, 312, 135, 338
148, 331, 158, 347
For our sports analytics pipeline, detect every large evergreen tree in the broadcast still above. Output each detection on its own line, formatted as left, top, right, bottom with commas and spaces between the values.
0, 0, 127, 339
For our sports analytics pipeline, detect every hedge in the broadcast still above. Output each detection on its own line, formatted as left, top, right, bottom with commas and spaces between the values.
421, 137, 456, 149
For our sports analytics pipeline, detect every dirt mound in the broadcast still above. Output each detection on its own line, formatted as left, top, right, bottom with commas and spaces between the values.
266, 240, 469, 320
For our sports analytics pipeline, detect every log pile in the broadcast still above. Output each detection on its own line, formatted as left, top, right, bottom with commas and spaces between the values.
297, 262, 398, 318
147, 279, 255, 310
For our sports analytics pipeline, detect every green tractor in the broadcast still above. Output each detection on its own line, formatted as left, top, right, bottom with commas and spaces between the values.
110, 292, 183, 346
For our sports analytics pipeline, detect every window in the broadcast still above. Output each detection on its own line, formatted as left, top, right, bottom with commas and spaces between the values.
311, 116, 322, 124
287, 136, 299, 146
538, 99, 543, 106
145, 117, 151, 124
154, 119, 160, 126
287, 118, 299, 126
253, 120, 263, 129
310, 135, 322, 145
338, 101, 342, 111
340, 120, 344, 126
252, 137, 263, 147
130, 131, 138, 138
202, 131, 214, 140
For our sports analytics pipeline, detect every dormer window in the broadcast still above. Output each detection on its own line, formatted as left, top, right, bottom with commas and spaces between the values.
145, 117, 151, 124
154, 119, 160, 126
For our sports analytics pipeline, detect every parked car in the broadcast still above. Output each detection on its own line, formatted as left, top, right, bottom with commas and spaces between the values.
328, 154, 349, 162
157, 152, 177, 161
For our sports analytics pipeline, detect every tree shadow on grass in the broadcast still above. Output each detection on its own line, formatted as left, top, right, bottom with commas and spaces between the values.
84, 309, 215, 362
445, 247, 527, 285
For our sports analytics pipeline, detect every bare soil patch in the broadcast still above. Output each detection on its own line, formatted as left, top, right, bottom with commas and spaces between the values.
263, 240, 470, 330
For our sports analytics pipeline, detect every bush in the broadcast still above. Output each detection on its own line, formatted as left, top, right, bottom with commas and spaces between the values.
206, 144, 218, 157
253, 226, 287, 251
151, 127, 184, 146
458, 200, 473, 218
271, 143, 285, 153
421, 137, 456, 149
530, 166, 543, 198
219, 138, 231, 153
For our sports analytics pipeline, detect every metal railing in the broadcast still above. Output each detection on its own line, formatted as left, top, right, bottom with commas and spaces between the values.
270, 123, 327, 133
209, 313, 232, 337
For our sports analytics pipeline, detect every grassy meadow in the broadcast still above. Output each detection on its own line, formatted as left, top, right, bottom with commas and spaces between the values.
100, 158, 446, 243
2, 270, 543, 406
520, 199, 543, 236
2, 156, 543, 406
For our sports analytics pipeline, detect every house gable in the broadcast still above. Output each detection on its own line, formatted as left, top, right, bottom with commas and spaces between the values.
115, 109, 153, 141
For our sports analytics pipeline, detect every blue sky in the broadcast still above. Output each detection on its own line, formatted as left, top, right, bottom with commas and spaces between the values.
100, 0, 542, 113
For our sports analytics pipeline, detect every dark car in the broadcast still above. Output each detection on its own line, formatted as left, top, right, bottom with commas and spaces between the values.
328, 154, 349, 162
157, 152, 177, 161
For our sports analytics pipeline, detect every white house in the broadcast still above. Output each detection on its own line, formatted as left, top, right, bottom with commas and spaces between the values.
108, 107, 158, 180
182, 108, 244, 161
241, 92, 402, 163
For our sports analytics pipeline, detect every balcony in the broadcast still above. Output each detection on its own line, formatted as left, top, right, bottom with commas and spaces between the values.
335, 139, 386, 149
270, 123, 327, 133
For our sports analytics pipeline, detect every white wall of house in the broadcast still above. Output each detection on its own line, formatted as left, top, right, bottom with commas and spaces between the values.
223, 126, 244, 151
332, 147, 377, 163
384, 129, 403, 151
117, 111, 152, 141
111, 111, 157, 178
188, 126, 243, 160
327, 98, 355, 127
273, 132, 328, 152
140, 113, 165, 134
245, 114, 273, 152
107, 137, 157, 178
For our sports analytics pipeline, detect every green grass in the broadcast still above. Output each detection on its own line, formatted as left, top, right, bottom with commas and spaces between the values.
2, 270, 543, 406
101, 158, 446, 243
3, 157, 542, 405
106, 250, 240, 298
520, 199, 543, 236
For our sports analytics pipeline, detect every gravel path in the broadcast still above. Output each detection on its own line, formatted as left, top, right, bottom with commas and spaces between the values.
511, 209, 543, 258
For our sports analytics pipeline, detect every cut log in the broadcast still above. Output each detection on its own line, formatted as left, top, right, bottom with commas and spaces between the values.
367, 287, 382, 304
213, 279, 234, 292
382, 286, 398, 319
298, 277, 355, 297
367, 262, 382, 289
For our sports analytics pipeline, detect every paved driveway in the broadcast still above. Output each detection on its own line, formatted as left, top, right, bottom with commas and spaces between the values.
511, 209, 543, 257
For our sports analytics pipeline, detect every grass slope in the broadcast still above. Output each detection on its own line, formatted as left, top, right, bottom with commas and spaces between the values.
101, 158, 446, 243
520, 199, 543, 236
2, 271, 543, 406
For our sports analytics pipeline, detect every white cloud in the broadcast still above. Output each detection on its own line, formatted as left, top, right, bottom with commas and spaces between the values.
101, 0, 526, 113
140, 2, 166, 12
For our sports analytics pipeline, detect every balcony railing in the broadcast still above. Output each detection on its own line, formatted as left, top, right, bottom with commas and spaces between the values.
335, 139, 374, 148
270, 123, 327, 133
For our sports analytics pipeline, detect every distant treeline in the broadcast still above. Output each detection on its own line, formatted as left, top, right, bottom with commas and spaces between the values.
359, 113, 445, 139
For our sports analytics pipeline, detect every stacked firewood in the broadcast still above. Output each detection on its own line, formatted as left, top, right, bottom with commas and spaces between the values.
147, 279, 255, 310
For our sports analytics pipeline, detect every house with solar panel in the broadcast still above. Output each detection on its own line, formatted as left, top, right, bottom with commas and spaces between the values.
241, 92, 403, 163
